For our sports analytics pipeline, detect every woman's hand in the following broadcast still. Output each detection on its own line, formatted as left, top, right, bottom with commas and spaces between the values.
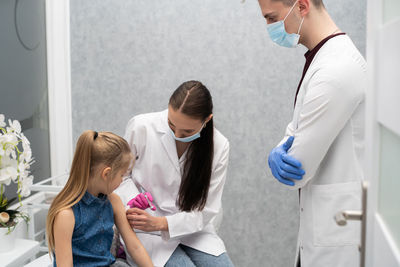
126, 208, 168, 232
127, 192, 156, 211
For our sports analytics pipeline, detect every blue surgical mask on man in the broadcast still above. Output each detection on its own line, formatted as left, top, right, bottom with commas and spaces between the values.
169, 123, 205, 143
267, 0, 304, 48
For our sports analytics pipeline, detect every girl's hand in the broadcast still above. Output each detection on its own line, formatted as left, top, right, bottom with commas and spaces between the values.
126, 208, 168, 232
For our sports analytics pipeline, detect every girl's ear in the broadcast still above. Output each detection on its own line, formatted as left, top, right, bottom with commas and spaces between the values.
101, 167, 112, 181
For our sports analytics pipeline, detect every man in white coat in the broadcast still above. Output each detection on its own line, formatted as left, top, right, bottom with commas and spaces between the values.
259, 0, 367, 266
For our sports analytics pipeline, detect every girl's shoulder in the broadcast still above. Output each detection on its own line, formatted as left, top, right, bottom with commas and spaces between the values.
108, 193, 123, 208
56, 208, 74, 221
54, 208, 75, 232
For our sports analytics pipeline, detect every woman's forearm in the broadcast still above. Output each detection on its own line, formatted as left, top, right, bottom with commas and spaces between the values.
158, 216, 168, 231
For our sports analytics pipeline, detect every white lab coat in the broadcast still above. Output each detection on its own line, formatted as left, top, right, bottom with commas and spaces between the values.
114, 110, 229, 267
277, 35, 367, 267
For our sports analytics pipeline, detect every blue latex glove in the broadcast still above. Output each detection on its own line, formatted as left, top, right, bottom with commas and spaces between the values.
268, 136, 305, 186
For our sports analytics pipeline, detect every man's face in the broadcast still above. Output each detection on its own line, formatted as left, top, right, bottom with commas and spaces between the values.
258, 0, 301, 35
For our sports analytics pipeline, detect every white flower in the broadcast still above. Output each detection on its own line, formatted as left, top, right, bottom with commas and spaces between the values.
0, 170, 12, 185
1, 135, 18, 160
0, 115, 34, 202
8, 119, 21, 134
19, 175, 33, 197
2, 133, 18, 145
20, 133, 30, 146
19, 149, 32, 164
0, 114, 5, 128
6, 166, 18, 183
18, 161, 31, 181
0, 156, 19, 182
18, 162, 28, 177
0, 134, 6, 146
10, 150, 17, 160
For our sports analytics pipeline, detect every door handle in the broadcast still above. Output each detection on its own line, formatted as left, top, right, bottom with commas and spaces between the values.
335, 210, 362, 225
334, 181, 368, 267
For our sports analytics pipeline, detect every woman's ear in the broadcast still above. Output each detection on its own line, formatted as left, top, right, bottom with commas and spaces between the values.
205, 114, 213, 125
101, 167, 112, 181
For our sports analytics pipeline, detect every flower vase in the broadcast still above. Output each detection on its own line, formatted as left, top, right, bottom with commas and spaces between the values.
0, 226, 16, 253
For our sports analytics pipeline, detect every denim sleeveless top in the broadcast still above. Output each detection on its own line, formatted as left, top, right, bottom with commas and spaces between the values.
53, 191, 115, 267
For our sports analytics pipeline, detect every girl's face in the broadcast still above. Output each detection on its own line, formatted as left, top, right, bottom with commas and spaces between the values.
108, 167, 128, 193
105, 157, 133, 195
167, 106, 211, 139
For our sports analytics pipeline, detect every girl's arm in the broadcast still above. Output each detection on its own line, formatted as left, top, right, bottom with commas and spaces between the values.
53, 208, 75, 267
109, 193, 153, 267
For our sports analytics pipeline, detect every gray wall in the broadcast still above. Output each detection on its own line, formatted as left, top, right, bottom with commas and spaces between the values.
70, 1, 366, 266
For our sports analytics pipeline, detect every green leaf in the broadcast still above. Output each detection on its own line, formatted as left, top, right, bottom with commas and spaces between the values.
0, 198, 7, 208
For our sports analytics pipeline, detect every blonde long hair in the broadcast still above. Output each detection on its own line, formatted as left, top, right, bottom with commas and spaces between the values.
46, 130, 132, 254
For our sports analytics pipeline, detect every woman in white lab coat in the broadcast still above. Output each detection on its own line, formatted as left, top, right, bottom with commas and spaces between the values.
115, 81, 234, 267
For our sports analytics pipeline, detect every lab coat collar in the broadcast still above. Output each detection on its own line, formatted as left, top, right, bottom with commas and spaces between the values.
155, 109, 169, 133
157, 109, 182, 175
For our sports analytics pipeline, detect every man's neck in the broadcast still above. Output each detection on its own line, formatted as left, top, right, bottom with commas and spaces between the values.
300, 8, 340, 51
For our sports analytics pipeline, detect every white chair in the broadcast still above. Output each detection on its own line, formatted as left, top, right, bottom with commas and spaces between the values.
24, 253, 52, 267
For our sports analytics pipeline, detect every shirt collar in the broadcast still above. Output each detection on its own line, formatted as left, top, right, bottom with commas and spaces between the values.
81, 191, 108, 205
304, 32, 346, 60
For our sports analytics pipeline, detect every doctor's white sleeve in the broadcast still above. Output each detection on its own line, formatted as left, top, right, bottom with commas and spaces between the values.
285, 69, 364, 190
162, 141, 230, 241
277, 120, 296, 147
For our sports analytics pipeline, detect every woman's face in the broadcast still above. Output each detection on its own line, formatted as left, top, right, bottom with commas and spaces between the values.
167, 106, 209, 138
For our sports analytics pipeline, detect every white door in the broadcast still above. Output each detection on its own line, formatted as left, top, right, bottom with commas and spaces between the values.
365, 0, 400, 266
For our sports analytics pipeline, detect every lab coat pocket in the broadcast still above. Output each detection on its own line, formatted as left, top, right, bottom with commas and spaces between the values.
311, 181, 361, 247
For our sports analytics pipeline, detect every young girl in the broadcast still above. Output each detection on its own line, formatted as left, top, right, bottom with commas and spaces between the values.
46, 130, 153, 267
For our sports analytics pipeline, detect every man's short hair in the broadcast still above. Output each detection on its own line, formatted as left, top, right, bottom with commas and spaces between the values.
273, 0, 325, 9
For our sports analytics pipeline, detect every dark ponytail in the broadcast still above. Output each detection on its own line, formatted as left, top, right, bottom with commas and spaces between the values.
169, 81, 214, 212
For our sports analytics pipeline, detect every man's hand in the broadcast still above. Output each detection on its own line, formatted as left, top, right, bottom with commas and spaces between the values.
268, 136, 305, 186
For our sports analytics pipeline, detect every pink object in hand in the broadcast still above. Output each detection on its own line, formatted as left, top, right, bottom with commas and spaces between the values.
127, 192, 156, 211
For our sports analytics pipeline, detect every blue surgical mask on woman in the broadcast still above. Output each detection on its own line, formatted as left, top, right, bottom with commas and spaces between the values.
169, 123, 205, 143
267, 0, 304, 48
